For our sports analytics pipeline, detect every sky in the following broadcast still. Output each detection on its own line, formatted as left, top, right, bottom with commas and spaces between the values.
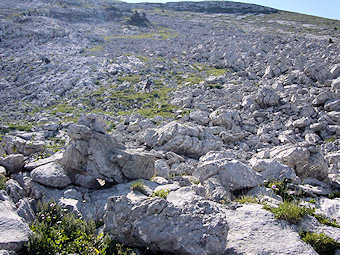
123, 0, 340, 20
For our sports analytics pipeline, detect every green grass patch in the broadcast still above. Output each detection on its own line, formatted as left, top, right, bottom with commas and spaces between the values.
263, 179, 295, 202
85, 45, 104, 52
329, 192, 340, 199
1, 122, 33, 133
0, 174, 8, 190
312, 213, 340, 228
235, 195, 259, 204
263, 201, 310, 224
130, 180, 147, 193
25, 200, 135, 255
104, 27, 178, 41
325, 137, 336, 142
151, 189, 170, 199
300, 232, 340, 255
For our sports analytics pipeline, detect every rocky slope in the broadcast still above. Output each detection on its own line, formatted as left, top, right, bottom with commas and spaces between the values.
0, 0, 340, 254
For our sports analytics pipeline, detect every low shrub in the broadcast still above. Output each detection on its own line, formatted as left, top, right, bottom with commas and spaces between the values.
235, 195, 259, 204
25, 200, 136, 255
0, 173, 8, 190
130, 180, 147, 193
263, 201, 311, 224
152, 189, 170, 199
300, 232, 340, 255
263, 179, 295, 202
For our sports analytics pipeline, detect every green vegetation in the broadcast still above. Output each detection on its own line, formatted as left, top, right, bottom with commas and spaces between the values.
104, 27, 178, 41
25, 200, 135, 255
0, 173, 8, 190
300, 232, 340, 255
235, 195, 259, 204
325, 137, 336, 142
152, 189, 170, 199
207, 84, 223, 89
329, 192, 340, 199
1, 122, 33, 133
263, 179, 295, 202
45, 137, 67, 153
85, 46, 104, 52
130, 180, 147, 193
190, 179, 200, 185
263, 201, 310, 224
312, 213, 340, 228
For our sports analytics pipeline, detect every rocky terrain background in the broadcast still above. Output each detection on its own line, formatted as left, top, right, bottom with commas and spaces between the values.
0, 0, 340, 254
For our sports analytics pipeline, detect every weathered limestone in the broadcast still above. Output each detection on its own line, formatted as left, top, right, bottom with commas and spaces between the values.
62, 115, 155, 183
104, 194, 229, 255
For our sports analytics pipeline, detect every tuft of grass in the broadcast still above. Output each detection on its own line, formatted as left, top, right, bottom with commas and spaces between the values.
300, 232, 340, 255
130, 180, 147, 193
263, 179, 295, 202
263, 201, 310, 224
25, 200, 135, 255
235, 195, 259, 204
329, 192, 340, 199
152, 189, 170, 199
325, 137, 336, 142
312, 214, 340, 228
0, 173, 8, 190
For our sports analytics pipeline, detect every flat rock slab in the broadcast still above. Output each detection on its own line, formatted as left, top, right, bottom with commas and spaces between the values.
224, 204, 317, 255
25, 152, 63, 171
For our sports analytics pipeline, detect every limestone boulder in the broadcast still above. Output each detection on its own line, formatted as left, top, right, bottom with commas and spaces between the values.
270, 145, 328, 181
62, 116, 155, 183
0, 154, 24, 173
104, 194, 229, 255
30, 162, 71, 188
194, 154, 263, 191
0, 191, 31, 251
144, 121, 222, 159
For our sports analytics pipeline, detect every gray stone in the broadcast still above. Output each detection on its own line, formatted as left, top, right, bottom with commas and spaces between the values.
195, 157, 263, 191
0, 250, 17, 255
74, 174, 101, 189
332, 78, 340, 94
250, 158, 298, 181
254, 87, 280, 108
0, 166, 5, 175
144, 121, 223, 159
23, 141, 45, 156
330, 64, 340, 79
78, 113, 107, 134
325, 99, 340, 112
1, 136, 26, 155
62, 123, 155, 183
292, 117, 311, 128
312, 91, 333, 106
209, 109, 240, 129
315, 198, 340, 223
25, 152, 63, 171
5, 179, 25, 203
299, 215, 340, 243
203, 177, 232, 203
189, 110, 210, 125
225, 204, 317, 254
0, 154, 24, 173
247, 186, 283, 201
104, 194, 229, 255
0, 192, 31, 251
16, 198, 35, 222
30, 162, 71, 188
270, 145, 328, 181
154, 159, 170, 178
